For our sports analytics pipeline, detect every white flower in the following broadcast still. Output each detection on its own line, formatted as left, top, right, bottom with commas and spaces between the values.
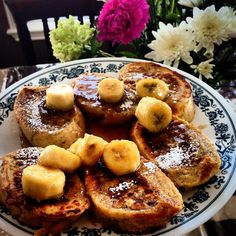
191, 59, 215, 80
178, 0, 203, 8
186, 5, 231, 55
219, 7, 236, 38
145, 22, 195, 68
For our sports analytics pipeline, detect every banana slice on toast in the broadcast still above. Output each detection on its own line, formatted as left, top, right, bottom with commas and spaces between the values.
103, 139, 140, 175
0, 147, 90, 235
135, 97, 172, 133
73, 73, 139, 125
85, 157, 183, 233
98, 78, 124, 103
75, 134, 108, 166
22, 164, 65, 201
38, 145, 81, 172
119, 62, 195, 122
136, 78, 169, 100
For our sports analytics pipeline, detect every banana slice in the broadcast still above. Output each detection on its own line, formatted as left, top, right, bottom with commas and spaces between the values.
68, 138, 83, 154
135, 97, 172, 133
46, 84, 74, 111
103, 140, 140, 176
136, 78, 169, 100
38, 145, 81, 172
22, 164, 65, 202
76, 134, 108, 166
98, 78, 124, 103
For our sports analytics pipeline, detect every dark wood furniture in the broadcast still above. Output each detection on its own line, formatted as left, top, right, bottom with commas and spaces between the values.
4, 0, 103, 65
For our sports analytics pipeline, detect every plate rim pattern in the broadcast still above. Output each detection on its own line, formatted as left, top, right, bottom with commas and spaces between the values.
0, 58, 236, 236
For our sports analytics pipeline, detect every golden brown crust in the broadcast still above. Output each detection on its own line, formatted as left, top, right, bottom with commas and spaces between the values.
14, 86, 85, 148
131, 116, 221, 188
74, 73, 139, 125
119, 62, 195, 122
0, 147, 90, 235
85, 158, 183, 233
73, 62, 195, 125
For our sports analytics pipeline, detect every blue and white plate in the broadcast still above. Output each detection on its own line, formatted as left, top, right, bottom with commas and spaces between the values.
0, 58, 236, 236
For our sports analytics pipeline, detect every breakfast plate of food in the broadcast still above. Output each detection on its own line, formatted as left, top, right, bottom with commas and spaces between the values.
0, 58, 236, 236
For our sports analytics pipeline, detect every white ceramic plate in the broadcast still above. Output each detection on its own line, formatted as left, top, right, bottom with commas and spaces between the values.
0, 58, 236, 236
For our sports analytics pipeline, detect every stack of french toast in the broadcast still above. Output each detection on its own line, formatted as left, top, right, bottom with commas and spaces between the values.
0, 62, 221, 235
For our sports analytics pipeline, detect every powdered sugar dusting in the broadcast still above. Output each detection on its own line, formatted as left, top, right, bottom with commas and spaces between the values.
19, 90, 67, 132
143, 161, 157, 175
120, 100, 134, 110
15, 147, 41, 168
156, 143, 199, 169
17, 147, 41, 160
20, 92, 51, 131
120, 86, 136, 111
27, 97, 45, 130
109, 180, 135, 197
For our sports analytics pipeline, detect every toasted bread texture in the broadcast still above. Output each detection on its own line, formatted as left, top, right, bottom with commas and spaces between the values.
74, 73, 139, 125
14, 86, 85, 148
119, 62, 195, 122
0, 147, 90, 235
131, 116, 221, 188
85, 158, 183, 233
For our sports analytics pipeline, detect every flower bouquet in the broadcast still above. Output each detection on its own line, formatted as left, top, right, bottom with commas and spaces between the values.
49, 0, 236, 88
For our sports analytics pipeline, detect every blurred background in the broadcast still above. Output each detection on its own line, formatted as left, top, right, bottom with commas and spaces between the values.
0, 0, 49, 68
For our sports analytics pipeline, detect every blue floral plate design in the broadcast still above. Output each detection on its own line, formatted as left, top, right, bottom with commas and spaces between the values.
0, 58, 236, 236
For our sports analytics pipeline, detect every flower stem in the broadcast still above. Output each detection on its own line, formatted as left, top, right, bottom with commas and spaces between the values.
170, 0, 175, 13
98, 50, 114, 57
148, 0, 158, 30
161, 0, 166, 20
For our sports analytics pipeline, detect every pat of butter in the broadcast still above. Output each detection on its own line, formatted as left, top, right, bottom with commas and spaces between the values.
46, 84, 74, 111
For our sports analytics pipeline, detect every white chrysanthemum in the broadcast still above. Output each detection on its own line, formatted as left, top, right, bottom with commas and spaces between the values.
191, 59, 215, 80
219, 7, 236, 38
186, 5, 231, 54
145, 22, 195, 68
178, 0, 203, 8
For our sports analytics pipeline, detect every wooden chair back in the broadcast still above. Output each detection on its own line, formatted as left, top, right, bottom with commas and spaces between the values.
4, 0, 103, 65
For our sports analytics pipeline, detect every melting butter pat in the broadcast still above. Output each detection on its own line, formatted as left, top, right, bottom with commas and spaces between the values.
46, 84, 74, 111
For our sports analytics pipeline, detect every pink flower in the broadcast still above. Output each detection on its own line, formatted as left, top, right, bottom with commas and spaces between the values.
97, 0, 149, 45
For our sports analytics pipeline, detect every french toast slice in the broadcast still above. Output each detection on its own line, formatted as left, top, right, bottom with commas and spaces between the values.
0, 147, 90, 235
119, 62, 195, 122
14, 86, 85, 148
73, 73, 139, 125
131, 116, 221, 188
85, 158, 183, 233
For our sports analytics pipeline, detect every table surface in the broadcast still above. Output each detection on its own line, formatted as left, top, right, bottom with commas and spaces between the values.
0, 64, 235, 236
